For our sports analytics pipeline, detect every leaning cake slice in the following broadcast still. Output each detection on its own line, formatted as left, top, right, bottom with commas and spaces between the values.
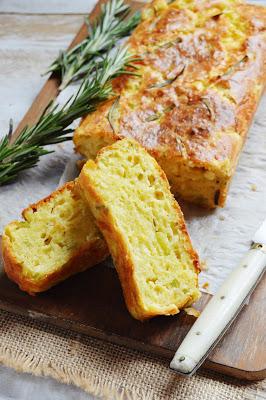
79, 138, 200, 320
2, 181, 109, 294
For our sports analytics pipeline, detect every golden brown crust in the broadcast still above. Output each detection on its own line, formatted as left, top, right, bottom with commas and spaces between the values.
74, 0, 266, 208
21, 181, 75, 219
79, 139, 200, 320
2, 182, 109, 295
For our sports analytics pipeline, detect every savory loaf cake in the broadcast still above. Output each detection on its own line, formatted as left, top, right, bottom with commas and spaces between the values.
79, 138, 200, 320
74, 0, 266, 208
2, 181, 109, 294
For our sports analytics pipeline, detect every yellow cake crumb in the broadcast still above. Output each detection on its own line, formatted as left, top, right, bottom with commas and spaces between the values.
202, 282, 209, 289
184, 307, 201, 318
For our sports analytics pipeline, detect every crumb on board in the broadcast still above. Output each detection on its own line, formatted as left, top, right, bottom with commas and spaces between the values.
219, 215, 225, 221
202, 282, 209, 289
184, 307, 201, 318
200, 260, 208, 271
251, 184, 257, 192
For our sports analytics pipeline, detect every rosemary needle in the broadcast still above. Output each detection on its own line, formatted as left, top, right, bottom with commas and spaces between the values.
47, 0, 141, 90
0, 47, 135, 185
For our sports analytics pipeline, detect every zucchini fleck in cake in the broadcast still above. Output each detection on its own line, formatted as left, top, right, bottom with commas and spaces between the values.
74, 0, 266, 208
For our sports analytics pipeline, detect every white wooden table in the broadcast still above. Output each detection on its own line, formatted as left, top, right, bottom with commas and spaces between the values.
0, 1, 98, 398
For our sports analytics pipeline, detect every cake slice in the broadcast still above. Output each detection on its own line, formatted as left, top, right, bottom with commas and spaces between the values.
79, 138, 200, 320
2, 181, 109, 294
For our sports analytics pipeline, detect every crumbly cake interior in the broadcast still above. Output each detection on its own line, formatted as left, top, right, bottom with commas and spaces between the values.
83, 140, 199, 313
4, 184, 100, 280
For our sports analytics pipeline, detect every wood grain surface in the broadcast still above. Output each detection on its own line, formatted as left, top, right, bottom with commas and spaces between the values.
0, 0, 265, 382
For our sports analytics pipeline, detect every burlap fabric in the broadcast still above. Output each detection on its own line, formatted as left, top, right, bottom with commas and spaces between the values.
0, 309, 264, 399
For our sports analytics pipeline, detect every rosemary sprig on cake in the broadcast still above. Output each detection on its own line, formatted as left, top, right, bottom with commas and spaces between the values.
0, 47, 136, 185
47, 0, 140, 90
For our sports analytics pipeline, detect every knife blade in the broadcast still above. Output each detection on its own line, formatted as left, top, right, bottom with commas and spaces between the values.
170, 218, 266, 377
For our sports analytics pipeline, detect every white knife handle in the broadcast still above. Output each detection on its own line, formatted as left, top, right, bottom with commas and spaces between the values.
170, 246, 266, 376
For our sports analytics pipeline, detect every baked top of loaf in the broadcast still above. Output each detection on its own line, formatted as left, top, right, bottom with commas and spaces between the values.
2, 181, 108, 294
79, 138, 200, 320
74, 0, 266, 206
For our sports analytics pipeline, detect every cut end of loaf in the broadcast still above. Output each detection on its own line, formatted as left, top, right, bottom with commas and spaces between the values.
2, 181, 108, 294
74, 0, 266, 208
79, 138, 200, 321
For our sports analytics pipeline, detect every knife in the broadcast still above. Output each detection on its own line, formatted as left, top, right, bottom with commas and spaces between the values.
170, 218, 266, 377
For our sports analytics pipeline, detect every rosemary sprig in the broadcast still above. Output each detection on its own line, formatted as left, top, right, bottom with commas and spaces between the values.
146, 114, 160, 122
108, 96, 120, 133
47, 0, 141, 90
145, 104, 175, 122
148, 65, 185, 89
0, 47, 135, 185
219, 55, 248, 80
201, 98, 215, 121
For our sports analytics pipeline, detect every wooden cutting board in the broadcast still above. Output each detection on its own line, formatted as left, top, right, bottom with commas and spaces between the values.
0, 0, 265, 381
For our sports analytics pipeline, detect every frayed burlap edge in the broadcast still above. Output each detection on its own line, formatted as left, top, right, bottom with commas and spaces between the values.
1, 342, 265, 400
0, 308, 265, 400
0, 345, 155, 400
